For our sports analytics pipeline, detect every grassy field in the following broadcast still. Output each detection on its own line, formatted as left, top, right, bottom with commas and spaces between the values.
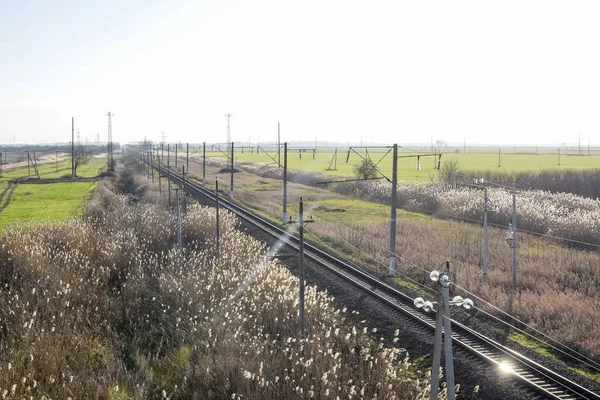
178, 147, 600, 183
0, 156, 106, 182
0, 172, 432, 399
171, 152, 600, 375
0, 182, 97, 229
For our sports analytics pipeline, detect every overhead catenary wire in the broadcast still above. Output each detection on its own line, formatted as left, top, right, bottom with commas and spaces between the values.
449, 318, 599, 398
303, 224, 437, 296
303, 198, 600, 371
155, 146, 600, 365
451, 281, 600, 371
302, 199, 438, 294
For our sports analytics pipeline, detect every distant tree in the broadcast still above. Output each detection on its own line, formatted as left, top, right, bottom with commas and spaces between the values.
438, 159, 463, 183
72, 143, 91, 176
353, 158, 379, 180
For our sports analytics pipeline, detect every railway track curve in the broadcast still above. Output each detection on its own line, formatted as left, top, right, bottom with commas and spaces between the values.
133, 151, 600, 400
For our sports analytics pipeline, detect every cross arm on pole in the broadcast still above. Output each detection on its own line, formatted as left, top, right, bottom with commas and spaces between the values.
348, 147, 392, 182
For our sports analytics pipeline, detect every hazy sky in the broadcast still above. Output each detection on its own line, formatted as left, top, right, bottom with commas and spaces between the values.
1, 0, 599, 146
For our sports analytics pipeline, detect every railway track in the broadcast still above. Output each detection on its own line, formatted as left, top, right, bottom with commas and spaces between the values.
135, 151, 600, 400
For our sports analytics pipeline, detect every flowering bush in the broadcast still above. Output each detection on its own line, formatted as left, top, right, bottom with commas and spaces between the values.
0, 174, 434, 399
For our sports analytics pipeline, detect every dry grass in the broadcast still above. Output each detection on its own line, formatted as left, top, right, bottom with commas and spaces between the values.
174, 154, 600, 362
0, 164, 436, 399
307, 217, 600, 359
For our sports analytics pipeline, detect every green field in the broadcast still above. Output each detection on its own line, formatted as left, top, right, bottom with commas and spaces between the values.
0, 182, 97, 229
192, 148, 600, 182
0, 156, 106, 182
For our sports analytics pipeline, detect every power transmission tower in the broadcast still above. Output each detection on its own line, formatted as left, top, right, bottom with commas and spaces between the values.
225, 113, 232, 150
161, 130, 166, 145
77, 129, 81, 145
106, 111, 114, 172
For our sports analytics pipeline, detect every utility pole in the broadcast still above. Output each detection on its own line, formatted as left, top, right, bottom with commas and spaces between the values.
388, 144, 398, 277
505, 186, 518, 293
230, 142, 234, 199
202, 142, 206, 184
150, 148, 154, 183
106, 112, 114, 172
186, 143, 189, 174
511, 187, 517, 292
182, 166, 187, 215
225, 114, 232, 151
414, 263, 473, 400
216, 177, 220, 259
158, 149, 162, 194
167, 144, 172, 207
175, 187, 183, 265
71, 117, 75, 177
440, 263, 456, 400
558, 148, 561, 166
497, 148, 501, 168
282, 142, 288, 223
278, 122, 281, 168
146, 147, 150, 180
483, 188, 489, 283
298, 198, 306, 337
175, 143, 178, 170
289, 197, 313, 337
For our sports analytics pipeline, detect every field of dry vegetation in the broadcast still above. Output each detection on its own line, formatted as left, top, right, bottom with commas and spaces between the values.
184, 155, 600, 367
0, 161, 436, 399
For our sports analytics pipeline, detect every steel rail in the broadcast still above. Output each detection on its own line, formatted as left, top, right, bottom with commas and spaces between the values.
136, 150, 599, 400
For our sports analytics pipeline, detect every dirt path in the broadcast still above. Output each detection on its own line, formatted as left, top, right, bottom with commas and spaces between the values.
0, 182, 17, 214
14, 176, 103, 184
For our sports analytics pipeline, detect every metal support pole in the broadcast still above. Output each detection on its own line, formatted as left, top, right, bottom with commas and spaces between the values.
388, 144, 398, 276
151, 149, 154, 183
498, 148, 501, 168
483, 188, 489, 283
512, 187, 517, 292
27, 151, 31, 179
158, 162, 162, 194
71, 117, 75, 177
334, 148, 337, 170
430, 293, 444, 400
175, 143, 178, 170
176, 187, 182, 265
0, 152, 2, 177
442, 275, 456, 400
182, 166, 187, 215
186, 143, 189, 174
278, 122, 281, 168
216, 178, 220, 259
202, 142, 206, 184
298, 197, 305, 337
230, 142, 234, 199
167, 144, 172, 207
283, 142, 288, 223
